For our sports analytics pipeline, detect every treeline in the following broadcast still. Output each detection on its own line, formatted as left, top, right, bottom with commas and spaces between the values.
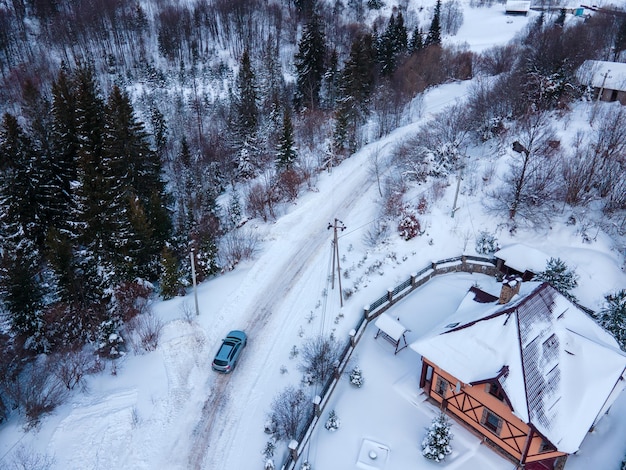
0, 64, 172, 355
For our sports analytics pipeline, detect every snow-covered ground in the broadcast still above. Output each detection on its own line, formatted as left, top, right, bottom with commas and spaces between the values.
2, 2, 626, 470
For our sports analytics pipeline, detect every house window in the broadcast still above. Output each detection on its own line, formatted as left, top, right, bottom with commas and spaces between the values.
481, 409, 503, 436
486, 382, 505, 401
434, 377, 449, 397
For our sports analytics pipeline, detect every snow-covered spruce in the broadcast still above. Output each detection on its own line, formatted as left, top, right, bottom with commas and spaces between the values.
349, 366, 364, 388
421, 412, 453, 463
300, 461, 312, 470
325, 409, 340, 432
475, 230, 499, 255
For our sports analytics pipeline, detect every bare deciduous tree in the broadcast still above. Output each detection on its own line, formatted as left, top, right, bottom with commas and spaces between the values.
10, 444, 55, 470
491, 111, 560, 224
299, 334, 343, 386
268, 385, 312, 441
128, 312, 164, 354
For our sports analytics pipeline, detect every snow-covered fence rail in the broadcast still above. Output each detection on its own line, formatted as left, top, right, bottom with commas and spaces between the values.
281, 254, 497, 470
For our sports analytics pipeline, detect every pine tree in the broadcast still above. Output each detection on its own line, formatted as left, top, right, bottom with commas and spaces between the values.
69, 64, 111, 311
377, 12, 408, 76
425, 0, 442, 47
0, 113, 42, 247
234, 48, 259, 141
50, 65, 78, 225
322, 48, 340, 109
595, 290, 626, 350
421, 412, 453, 462
275, 107, 297, 170
103, 85, 170, 280
333, 33, 377, 153
0, 238, 46, 351
0, 113, 47, 351
294, 12, 327, 111
614, 17, 626, 61
536, 257, 579, 302
159, 245, 182, 299
409, 26, 424, 53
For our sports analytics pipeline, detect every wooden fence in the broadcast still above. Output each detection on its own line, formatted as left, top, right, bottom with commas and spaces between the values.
281, 255, 498, 469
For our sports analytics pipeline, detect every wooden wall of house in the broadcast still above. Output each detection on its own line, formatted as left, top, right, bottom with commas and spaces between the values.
596, 87, 626, 105
419, 359, 565, 464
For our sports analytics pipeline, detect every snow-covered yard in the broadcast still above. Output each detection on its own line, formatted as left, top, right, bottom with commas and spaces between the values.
295, 272, 626, 470
301, 273, 518, 470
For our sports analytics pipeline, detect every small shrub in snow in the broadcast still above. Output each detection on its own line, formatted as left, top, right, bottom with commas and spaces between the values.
398, 210, 422, 241
422, 412, 453, 463
474, 231, 499, 255
300, 461, 312, 470
262, 439, 276, 469
349, 366, 364, 388
325, 409, 340, 431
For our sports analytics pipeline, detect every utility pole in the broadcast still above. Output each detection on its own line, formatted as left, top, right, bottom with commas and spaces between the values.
451, 166, 462, 218
190, 247, 200, 316
597, 69, 611, 102
328, 219, 346, 307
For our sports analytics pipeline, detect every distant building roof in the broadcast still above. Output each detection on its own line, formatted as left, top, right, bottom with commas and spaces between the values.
578, 60, 626, 93
505, 1, 531, 13
411, 282, 626, 454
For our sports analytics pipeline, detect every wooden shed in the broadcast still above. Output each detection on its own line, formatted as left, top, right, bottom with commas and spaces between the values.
578, 60, 626, 105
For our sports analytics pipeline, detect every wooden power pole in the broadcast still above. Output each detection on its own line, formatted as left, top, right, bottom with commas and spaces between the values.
328, 219, 346, 307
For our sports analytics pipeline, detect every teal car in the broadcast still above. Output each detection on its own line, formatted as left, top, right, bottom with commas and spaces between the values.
212, 330, 247, 373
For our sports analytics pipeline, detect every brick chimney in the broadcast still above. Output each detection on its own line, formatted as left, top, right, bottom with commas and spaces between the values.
498, 275, 522, 304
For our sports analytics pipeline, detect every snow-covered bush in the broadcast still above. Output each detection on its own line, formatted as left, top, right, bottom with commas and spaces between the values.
398, 209, 422, 241
325, 409, 340, 431
299, 335, 342, 386
349, 366, 364, 388
535, 257, 578, 302
474, 231, 499, 255
300, 461, 312, 470
262, 439, 276, 470
422, 413, 453, 463
594, 290, 626, 351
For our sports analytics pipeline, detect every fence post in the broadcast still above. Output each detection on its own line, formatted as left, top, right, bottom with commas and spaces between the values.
349, 329, 357, 347
363, 305, 370, 320
410, 272, 417, 287
288, 440, 298, 462
431, 261, 437, 271
313, 395, 322, 417
387, 287, 393, 303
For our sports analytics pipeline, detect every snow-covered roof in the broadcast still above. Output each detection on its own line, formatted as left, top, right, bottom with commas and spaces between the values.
505, 1, 531, 13
578, 60, 626, 93
411, 283, 626, 454
494, 244, 549, 274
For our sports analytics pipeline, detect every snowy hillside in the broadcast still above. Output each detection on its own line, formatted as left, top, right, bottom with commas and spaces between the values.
2, 1, 626, 470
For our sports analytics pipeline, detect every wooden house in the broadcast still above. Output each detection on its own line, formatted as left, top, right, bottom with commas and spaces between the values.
578, 60, 626, 106
411, 281, 626, 469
